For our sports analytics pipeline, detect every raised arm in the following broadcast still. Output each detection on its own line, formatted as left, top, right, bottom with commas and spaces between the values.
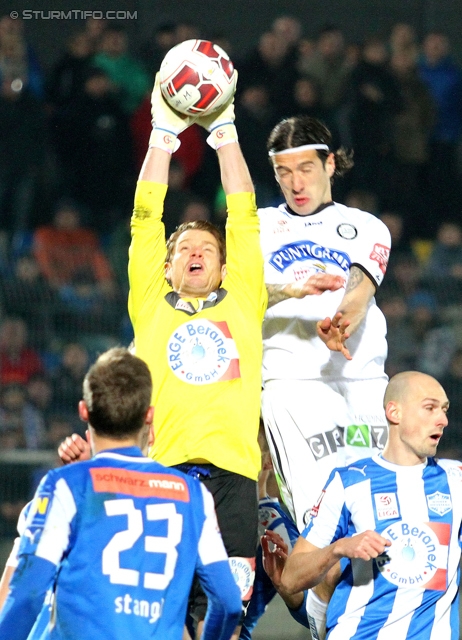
138, 74, 197, 183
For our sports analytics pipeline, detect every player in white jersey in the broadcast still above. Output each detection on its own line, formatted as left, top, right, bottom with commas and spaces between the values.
278, 371, 461, 640
0, 347, 241, 640
259, 116, 392, 532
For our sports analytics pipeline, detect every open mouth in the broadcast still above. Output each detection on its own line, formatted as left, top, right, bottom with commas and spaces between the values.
189, 263, 203, 272
430, 434, 442, 443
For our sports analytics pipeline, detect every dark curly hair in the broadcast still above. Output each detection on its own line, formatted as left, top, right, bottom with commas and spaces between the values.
267, 116, 354, 181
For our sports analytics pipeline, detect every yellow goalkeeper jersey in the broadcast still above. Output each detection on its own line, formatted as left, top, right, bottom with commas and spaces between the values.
128, 182, 267, 481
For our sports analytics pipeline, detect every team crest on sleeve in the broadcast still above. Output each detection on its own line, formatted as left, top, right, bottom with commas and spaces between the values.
376, 521, 450, 591
337, 223, 357, 239
369, 243, 390, 274
167, 319, 240, 385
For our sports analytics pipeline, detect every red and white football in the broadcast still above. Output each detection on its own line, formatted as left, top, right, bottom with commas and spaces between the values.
159, 39, 237, 116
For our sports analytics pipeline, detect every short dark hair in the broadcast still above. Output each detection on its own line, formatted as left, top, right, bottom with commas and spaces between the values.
83, 347, 152, 439
165, 220, 226, 265
267, 116, 354, 181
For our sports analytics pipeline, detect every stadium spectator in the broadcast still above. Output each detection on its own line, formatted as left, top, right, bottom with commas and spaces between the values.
297, 25, 352, 114
0, 73, 47, 235
377, 294, 418, 377
271, 15, 302, 50
238, 30, 299, 117
138, 21, 178, 75
0, 317, 44, 386
388, 21, 419, 58
92, 22, 151, 114
51, 342, 89, 416
45, 31, 93, 113
389, 48, 436, 235
32, 199, 117, 309
52, 67, 136, 230
284, 75, 341, 148
0, 254, 57, 348
377, 211, 414, 266
82, 16, 107, 53
439, 348, 462, 457
0, 382, 46, 450
0, 15, 43, 99
346, 36, 403, 206
418, 31, 462, 220
422, 221, 462, 286
25, 372, 54, 426
45, 414, 79, 450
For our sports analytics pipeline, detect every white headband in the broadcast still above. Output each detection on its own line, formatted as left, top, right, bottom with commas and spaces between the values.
268, 143, 329, 157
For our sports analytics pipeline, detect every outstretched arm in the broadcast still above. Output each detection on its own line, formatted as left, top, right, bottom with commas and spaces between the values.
267, 274, 345, 308
281, 530, 390, 594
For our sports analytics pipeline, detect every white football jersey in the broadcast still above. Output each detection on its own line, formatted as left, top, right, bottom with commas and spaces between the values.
258, 202, 391, 381
303, 455, 462, 639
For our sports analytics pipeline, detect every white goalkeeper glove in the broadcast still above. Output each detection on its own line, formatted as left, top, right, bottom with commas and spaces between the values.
149, 73, 196, 153
197, 75, 238, 150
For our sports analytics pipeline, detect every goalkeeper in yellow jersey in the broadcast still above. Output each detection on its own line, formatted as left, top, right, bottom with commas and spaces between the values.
129, 74, 267, 639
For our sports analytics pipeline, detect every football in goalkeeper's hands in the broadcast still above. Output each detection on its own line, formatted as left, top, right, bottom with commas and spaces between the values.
159, 39, 236, 116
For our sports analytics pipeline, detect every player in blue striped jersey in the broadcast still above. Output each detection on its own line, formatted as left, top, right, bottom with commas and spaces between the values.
278, 370, 462, 639
0, 347, 241, 640
239, 435, 299, 640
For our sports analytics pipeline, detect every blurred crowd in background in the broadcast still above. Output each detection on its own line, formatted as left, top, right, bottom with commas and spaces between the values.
1, 13, 462, 535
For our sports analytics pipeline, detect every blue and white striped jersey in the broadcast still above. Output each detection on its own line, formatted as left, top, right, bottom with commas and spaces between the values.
303, 454, 462, 640
0, 447, 241, 640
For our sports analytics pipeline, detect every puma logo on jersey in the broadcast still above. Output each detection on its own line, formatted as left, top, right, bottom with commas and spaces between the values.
24, 528, 40, 545
349, 465, 368, 476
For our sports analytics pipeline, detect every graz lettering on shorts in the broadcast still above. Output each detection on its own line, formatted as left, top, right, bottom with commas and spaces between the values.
306, 425, 386, 459
375, 521, 450, 591
167, 319, 240, 385
115, 595, 164, 624
268, 240, 350, 273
